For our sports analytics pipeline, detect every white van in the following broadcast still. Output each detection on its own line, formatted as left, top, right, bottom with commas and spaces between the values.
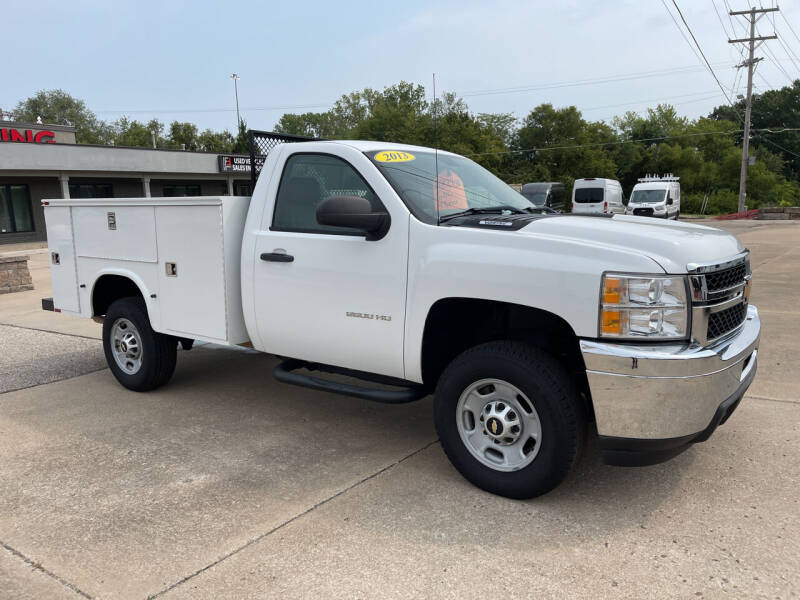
571, 178, 624, 214
626, 175, 680, 219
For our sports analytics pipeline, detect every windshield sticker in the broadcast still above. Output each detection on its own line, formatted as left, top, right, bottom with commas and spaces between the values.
374, 150, 416, 163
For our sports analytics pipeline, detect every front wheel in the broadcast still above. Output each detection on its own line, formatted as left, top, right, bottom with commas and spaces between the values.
434, 341, 584, 499
103, 297, 177, 392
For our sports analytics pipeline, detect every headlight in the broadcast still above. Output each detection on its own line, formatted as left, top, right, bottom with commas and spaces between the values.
599, 274, 689, 339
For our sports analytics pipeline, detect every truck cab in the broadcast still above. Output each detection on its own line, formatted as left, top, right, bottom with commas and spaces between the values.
42, 135, 760, 500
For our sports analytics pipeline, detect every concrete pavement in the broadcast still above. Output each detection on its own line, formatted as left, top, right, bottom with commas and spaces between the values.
0, 324, 104, 393
0, 219, 798, 599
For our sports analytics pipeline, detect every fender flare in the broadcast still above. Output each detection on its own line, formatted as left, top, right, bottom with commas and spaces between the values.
90, 268, 161, 331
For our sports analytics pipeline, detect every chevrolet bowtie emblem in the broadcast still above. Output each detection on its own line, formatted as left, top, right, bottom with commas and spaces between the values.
491, 420, 498, 434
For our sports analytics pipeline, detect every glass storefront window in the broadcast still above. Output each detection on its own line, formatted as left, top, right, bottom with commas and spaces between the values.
69, 183, 113, 198
0, 184, 34, 234
233, 182, 251, 196
163, 184, 201, 197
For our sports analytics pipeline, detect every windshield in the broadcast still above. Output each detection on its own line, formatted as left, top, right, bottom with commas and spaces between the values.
630, 189, 667, 203
366, 150, 534, 224
574, 188, 604, 203
522, 191, 548, 206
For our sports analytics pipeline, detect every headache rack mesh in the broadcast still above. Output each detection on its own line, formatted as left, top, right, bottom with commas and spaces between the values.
248, 130, 318, 191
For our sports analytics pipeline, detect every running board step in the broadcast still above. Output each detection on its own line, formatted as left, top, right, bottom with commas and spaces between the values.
273, 359, 428, 404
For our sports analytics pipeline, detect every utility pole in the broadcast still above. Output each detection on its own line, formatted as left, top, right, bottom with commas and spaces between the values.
728, 6, 778, 213
230, 73, 241, 130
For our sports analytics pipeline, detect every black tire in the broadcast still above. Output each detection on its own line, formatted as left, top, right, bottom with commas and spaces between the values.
675, 210, 680, 220
103, 296, 177, 392
434, 341, 584, 499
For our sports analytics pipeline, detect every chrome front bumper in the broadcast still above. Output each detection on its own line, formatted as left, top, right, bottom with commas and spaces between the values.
580, 304, 760, 442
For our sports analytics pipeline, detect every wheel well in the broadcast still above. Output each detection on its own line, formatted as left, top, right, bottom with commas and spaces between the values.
420, 298, 593, 419
92, 275, 144, 316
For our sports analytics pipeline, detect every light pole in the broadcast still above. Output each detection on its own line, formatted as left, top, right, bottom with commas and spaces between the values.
230, 73, 241, 130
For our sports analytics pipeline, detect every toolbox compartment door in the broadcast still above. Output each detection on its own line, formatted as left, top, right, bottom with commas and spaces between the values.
155, 204, 228, 341
73, 206, 158, 263
43, 206, 81, 314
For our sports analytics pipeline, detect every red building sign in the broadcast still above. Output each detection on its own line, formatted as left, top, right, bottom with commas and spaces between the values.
0, 128, 56, 143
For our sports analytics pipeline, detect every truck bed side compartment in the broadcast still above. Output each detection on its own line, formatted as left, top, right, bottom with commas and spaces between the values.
44, 206, 80, 313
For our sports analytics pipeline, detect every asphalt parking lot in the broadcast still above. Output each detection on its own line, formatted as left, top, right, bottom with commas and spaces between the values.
1, 219, 798, 599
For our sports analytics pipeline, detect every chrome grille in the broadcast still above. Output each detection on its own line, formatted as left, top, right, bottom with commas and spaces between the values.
707, 302, 747, 340
688, 251, 751, 345
705, 263, 747, 293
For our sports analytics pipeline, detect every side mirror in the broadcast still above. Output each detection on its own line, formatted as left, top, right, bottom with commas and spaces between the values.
316, 195, 390, 241
667, 196, 674, 205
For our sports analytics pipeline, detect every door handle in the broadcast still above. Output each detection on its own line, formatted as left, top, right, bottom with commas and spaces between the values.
260, 252, 294, 263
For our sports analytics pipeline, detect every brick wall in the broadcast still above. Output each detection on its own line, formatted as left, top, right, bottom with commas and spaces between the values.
0, 255, 34, 294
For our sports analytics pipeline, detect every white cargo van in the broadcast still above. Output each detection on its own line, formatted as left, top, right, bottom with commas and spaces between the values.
626, 175, 681, 219
571, 178, 624, 214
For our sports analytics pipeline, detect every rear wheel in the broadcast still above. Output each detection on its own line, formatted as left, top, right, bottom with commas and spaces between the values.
434, 341, 584, 499
103, 297, 177, 391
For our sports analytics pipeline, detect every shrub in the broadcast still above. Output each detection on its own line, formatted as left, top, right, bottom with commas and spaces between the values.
681, 190, 739, 215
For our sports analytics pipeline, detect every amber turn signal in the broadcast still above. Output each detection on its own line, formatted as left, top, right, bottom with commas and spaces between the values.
601, 310, 622, 335
603, 276, 621, 304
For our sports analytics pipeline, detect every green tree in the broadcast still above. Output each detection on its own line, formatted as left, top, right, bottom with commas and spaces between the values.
112, 117, 166, 148
232, 120, 249, 154
167, 121, 199, 150
710, 81, 800, 181
197, 129, 235, 153
509, 104, 618, 187
273, 82, 511, 170
13, 89, 112, 144
275, 112, 339, 138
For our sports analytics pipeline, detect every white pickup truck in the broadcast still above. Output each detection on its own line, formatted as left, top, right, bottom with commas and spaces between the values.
42, 135, 760, 499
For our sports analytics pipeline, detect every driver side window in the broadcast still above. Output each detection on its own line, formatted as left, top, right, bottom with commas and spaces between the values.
272, 153, 381, 234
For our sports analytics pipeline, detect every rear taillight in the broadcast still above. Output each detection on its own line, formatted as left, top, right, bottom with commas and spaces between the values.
603, 201, 608, 212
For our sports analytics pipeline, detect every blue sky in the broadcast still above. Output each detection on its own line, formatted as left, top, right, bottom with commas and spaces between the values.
3, 0, 799, 134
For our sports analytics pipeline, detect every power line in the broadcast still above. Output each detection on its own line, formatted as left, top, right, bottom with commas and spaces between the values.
456, 64, 724, 98
779, 6, 800, 48
463, 126, 800, 158
713, 0, 747, 69
758, 134, 800, 158
756, 70, 776, 89
667, 0, 739, 110
661, 0, 706, 65
466, 130, 742, 157
712, 0, 733, 37
760, 38, 795, 83
723, 0, 742, 36
581, 90, 721, 113
92, 102, 335, 115
754, 15, 797, 83
60, 62, 734, 117
775, 34, 800, 75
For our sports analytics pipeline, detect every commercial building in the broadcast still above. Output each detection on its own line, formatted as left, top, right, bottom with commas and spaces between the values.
0, 120, 251, 245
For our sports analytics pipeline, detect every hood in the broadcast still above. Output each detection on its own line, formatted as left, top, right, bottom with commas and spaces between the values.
516, 214, 743, 273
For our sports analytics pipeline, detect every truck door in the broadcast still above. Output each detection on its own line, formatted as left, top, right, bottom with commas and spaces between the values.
251, 148, 409, 379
